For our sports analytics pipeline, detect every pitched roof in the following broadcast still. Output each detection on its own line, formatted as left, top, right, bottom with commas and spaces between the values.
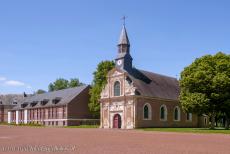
126, 68, 179, 101
0, 94, 24, 105
12, 85, 89, 110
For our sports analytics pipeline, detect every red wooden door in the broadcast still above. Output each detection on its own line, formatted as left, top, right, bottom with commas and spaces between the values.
113, 114, 121, 128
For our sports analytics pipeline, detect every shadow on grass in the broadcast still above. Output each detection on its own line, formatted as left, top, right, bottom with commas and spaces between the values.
139, 127, 230, 134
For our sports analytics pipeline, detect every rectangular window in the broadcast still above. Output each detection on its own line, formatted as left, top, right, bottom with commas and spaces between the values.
51, 108, 53, 119
56, 108, 58, 119
47, 108, 49, 119
63, 106, 66, 118
39, 109, 41, 120
43, 109, 45, 119
186, 113, 192, 121
32, 110, 34, 119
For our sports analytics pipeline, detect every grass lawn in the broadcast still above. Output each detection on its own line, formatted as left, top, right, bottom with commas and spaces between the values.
63, 125, 99, 128
0, 122, 44, 127
0, 123, 98, 128
140, 127, 230, 134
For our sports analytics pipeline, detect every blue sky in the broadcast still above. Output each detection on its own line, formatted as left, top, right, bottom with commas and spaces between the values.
0, 0, 229, 94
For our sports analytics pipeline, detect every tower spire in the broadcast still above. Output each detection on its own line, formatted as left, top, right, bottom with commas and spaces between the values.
118, 17, 130, 54
115, 18, 133, 72
118, 25, 130, 46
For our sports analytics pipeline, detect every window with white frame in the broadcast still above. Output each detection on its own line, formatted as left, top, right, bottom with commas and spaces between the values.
114, 81, 121, 96
143, 103, 151, 120
160, 105, 167, 121
174, 106, 181, 121
186, 113, 192, 121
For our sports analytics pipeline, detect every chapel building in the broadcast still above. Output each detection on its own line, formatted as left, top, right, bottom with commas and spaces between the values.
100, 25, 208, 129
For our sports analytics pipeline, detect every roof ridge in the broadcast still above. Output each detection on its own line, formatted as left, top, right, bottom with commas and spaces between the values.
138, 69, 178, 80
31, 85, 88, 97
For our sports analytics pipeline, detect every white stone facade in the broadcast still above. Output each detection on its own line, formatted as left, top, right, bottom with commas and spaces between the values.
100, 69, 136, 129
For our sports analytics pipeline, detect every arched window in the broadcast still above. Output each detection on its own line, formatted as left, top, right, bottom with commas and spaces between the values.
114, 81, 121, 96
160, 105, 167, 121
174, 106, 181, 121
143, 103, 151, 120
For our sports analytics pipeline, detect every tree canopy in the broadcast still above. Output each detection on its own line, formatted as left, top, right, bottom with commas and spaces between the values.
89, 60, 115, 118
179, 52, 230, 129
36, 89, 46, 94
69, 78, 84, 88
48, 78, 84, 92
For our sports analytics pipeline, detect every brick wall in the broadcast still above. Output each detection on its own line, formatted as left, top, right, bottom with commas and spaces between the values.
67, 86, 93, 126
135, 97, 198, 128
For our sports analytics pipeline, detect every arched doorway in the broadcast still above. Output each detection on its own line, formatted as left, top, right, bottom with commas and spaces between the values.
113, 114, 121, 128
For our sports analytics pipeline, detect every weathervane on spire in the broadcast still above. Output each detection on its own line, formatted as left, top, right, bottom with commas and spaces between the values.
121, 16, 127, 26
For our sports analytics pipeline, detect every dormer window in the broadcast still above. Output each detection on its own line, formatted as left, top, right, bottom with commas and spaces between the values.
30, 101, 38, 107
21, 103, 28, 108
41, 99, 49, 105
12, 100, 17, 105
52, 97, 61, 104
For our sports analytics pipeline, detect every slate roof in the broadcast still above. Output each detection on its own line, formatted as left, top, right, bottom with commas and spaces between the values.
0, 94, 24, 106
114, 25, 179, 101
118, 25, 130, 45
127, 68, 179, 101
11, 85, 89, 110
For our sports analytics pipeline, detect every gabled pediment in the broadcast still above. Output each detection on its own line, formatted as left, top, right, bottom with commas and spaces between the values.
107, 67, 125, 77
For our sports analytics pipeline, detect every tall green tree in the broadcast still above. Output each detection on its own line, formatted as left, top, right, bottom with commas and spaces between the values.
179, 52, 230, 129
69, 78, 84, 88
48, 78, 84, 92
48, 78, 69, 91
89, 60, 115, 118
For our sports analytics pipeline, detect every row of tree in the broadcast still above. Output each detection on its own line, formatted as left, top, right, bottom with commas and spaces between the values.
180, 52, 230, 129
36, 78, 84, 94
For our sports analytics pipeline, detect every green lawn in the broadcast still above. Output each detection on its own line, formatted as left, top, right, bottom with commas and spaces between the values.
0, 123, 45, 128
140, 127, 230, 134
63, 125, 99, 128
0, 123, 99, 128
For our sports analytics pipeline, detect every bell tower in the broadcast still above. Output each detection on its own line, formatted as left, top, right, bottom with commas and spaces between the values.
115, 22, 133, 72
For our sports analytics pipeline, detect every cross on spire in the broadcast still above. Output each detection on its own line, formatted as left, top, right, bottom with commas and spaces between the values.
121, 16, 127, 25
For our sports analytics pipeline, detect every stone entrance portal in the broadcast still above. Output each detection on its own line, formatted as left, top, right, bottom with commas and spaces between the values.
113, 114, 121, 128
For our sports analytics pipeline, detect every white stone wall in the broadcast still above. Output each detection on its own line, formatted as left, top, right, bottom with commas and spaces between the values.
101, 69, 136, 129
101, 100, 135, 129
109, 101, 124, 129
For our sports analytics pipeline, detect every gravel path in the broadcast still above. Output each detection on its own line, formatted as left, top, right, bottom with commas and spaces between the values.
0, 125, 229, 154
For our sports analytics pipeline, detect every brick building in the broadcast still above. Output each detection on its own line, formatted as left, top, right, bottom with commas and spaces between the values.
0, 94, 24, 123
100, 25, 208, 129
8, 85, 94, 126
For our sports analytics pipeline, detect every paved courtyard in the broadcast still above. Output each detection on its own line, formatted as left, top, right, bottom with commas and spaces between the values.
0, 125, 230, 154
